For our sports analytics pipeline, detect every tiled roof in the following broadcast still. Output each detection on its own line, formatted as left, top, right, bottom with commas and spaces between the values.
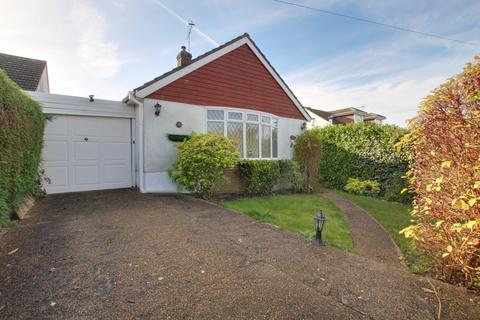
133, 34, 307, 116
134, 34, 251, 92
329, 107, 369, 116
306, 106, 386, 121
305, 107, 332, 121
0, 53, 46, 91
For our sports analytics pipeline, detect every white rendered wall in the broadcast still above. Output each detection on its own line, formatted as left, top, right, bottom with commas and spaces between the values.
141, 99, 305, 192
36, 67, 50, 93
306, 109, 330, 128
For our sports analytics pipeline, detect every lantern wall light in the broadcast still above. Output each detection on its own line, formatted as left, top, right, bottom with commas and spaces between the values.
154, 103, 162, 116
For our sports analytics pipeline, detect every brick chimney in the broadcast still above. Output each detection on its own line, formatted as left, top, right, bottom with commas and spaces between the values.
176, 46, 192, 67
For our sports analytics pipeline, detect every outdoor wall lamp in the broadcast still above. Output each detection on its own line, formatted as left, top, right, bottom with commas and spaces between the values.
154, 103, 162, 116
301, 122, 307, 130
312, 211, 327, 246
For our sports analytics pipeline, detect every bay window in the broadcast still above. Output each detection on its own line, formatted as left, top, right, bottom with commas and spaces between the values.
207, 108, 279, 159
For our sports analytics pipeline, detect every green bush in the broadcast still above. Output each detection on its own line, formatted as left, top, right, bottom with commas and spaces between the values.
383, 171, 411, 203
169, 133, 240, 199
301, 123, 410, 203
238, 160, 303, 194
278, 160, 303, 192
0, 69, 45, 226
293, 130, 321, 192
238, 160, 280, 194
344, 178, 380, 196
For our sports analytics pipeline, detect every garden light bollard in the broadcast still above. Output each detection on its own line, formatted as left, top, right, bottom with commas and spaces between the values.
312, 212, 327, 246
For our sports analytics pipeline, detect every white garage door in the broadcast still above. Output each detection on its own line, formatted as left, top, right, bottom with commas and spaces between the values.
42, 115, 133, 194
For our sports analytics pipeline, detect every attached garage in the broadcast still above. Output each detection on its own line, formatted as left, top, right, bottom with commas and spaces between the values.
28, 92, 135, 194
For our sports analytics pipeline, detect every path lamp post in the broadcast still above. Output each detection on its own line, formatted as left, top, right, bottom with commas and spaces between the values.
312, 212, 327, 246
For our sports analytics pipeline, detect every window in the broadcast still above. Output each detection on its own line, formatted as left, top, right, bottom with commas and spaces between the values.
207, 109, 278, 159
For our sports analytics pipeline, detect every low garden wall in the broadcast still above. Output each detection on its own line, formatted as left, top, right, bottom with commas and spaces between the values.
0, 70, 45, 226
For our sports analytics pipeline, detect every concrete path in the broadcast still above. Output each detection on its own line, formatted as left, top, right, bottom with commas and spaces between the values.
322, 190, 403, 268
0, 190, 478, 319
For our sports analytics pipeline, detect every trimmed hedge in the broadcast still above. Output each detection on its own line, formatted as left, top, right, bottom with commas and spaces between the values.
298, 123, 410, 203
0, 69, 45, 226
238, 159, 302, 194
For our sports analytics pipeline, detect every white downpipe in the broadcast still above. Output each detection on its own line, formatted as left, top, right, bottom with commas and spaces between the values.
127, 91, 146, 193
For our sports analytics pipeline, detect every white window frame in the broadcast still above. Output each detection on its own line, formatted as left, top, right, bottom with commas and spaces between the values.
206, 107, 279, 159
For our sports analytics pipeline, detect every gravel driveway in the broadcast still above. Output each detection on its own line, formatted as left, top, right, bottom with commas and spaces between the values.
0, 189, 479, 319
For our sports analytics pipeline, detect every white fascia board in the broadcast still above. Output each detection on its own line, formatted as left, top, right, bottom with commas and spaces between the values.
135, 37, 311, 121
27, 91, 135, 118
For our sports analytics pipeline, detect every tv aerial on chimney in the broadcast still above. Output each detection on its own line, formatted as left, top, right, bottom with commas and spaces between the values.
186, 21, 195, 52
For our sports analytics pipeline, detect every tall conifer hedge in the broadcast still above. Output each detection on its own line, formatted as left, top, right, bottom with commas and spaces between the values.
0, 69, 45, 226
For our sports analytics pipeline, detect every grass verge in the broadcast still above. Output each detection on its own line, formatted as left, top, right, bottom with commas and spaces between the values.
221, 194, 354, 252
333, 190, 432, 272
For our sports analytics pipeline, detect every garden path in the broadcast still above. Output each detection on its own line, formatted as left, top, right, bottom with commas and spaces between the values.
323, 190, 404, 268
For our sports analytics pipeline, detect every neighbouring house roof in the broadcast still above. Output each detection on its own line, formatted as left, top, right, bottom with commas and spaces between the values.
0, 52, 47, 91
132, 33, 311, 121
306, 106, 386, 122
305, 107, 332, 121
364, 113, 386, 120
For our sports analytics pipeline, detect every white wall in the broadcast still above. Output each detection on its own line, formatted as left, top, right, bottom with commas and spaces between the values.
141, 99, 305, 192
306, 109, 330, 128
36, 66, 50, 93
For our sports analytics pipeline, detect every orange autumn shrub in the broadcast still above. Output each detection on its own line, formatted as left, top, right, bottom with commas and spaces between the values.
400, 56, 480, 289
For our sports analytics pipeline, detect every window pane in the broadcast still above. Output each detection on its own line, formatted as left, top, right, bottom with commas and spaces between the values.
247, 114, 258, 122
207, 110, 224, 120
272, 127, 278, 158
272, 118, 278, 127
246, 123, 259, 158
227, 122, 243, 156
262, 116, 270, 124
228, 112, 242, 120
261, 125, 271, 158
207, 121, 224, 136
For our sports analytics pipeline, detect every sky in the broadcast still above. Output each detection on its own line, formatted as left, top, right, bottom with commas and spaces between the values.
1, 0, 479, 126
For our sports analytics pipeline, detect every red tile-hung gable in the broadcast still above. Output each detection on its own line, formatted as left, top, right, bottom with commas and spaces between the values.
147, 44, 306, 120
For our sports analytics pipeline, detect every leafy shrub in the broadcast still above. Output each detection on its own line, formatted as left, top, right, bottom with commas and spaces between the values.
293, 130, 321, 192
278, 160, 303, 192
0, 70, 45, 226
383, 171, 412, 203
400, 56, 480, 289
298, 123, 410, 202
344, 178, 380, 196
238, 160, 303, 194
238, 160, 280, 194
169, 133, 240, 199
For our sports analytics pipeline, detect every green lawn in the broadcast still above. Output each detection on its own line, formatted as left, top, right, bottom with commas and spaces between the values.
333, 190, 432, 272
221, 194, 354, 252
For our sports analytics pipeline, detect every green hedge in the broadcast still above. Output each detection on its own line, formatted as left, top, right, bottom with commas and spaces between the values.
0, 70, 45, 225
307, 123, 410, 203
238, 159, 302, 194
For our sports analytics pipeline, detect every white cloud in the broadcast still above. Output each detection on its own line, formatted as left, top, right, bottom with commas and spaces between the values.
283, 3, 479, 127
0, 0, 129, 99
71, 1, 126, 79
